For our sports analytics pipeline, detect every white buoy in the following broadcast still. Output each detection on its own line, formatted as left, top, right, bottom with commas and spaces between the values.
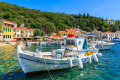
76, 57, 83, 69
87, 56, 92, 64
93, 54, 98, 62
68, 58, 73, 68
97, 53, 102, 57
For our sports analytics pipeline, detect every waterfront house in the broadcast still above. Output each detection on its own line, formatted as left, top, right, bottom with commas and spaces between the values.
103, 31, 115, 41
1, 20, 17, 41
115, 31, 120, 39
14, 27, 34, 40
92, 29, 103, 37
58, 29, 76, 36
105, 20, 115, 25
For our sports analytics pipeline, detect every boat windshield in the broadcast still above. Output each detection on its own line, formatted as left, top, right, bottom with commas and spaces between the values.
66, 40, 75, 46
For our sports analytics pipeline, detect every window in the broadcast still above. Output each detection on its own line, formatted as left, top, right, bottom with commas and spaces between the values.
26, 31, 28, 34
26, 35, 27, 37
8, 29, 9, 32
6, 28, 7, 32
78, 41, 81, 45
10, 29, 11, 32
6, 35, 7, 38
8, 35, 9, 38
17, 34, 19, 37
10, 35, 11, 38
3, 28, 5, 31
66, 40, 75, 46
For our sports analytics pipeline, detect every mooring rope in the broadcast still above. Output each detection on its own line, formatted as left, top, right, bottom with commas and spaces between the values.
43, 55, 53, 80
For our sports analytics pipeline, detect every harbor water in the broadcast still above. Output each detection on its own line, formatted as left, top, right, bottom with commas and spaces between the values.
0, 43, 120, 80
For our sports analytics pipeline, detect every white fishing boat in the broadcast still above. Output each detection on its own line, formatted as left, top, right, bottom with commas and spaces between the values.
111, 38, 120, 42
92, 41, 115, 50
17, 34, 102, 74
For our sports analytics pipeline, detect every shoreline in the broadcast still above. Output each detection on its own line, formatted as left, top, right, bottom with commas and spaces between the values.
0, 42, 16, 46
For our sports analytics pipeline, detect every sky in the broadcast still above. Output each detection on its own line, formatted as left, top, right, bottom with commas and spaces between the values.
0, 0, 120, 20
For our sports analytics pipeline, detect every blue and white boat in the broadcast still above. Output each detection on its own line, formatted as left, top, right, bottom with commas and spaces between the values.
17, 35, 102, 74
111, 38, 120, 42
92, 41, 115, 50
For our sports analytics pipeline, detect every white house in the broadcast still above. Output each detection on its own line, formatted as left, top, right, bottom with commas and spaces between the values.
104, 31, 115, 41
115, 31, 120, 39
92, 29, 103, 37
105, 20, 115, 25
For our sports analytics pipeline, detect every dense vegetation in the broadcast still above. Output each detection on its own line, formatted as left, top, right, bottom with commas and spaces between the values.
0, 20, 2, 33
0, 2, 120, 36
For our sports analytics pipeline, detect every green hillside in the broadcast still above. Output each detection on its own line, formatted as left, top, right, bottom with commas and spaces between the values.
0, 2, 119, 36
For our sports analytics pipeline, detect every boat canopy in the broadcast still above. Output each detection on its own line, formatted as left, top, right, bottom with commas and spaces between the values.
83, 39, 87, 50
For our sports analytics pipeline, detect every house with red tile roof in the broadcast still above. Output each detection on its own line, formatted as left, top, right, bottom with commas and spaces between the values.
2, 19, 17, 27
92, 29, 103, 37
0, 19, 35, 41
103, 31, 115, 40
14, 27, 34, 38
58, 29, 76, 36
0, 20, 15, 41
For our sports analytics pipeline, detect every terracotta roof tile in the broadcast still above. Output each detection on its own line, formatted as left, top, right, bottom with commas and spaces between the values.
3, 20, 17, 25
51, 36, 62, 38
97, 31, 102, 33
2, 25, 13, 28
66, 29, 76, 31
81, 30, 87, 32
105, 31, 114, 33
14, 28, 34, 31
59, 31, 66, 33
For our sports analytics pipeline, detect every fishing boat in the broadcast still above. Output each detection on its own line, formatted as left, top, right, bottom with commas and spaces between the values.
111, 38, 120, 42
92, 40, 115, 50
17, 34, 102, 74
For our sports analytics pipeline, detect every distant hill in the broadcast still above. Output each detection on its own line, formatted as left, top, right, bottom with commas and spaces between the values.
0, 2, 118, 34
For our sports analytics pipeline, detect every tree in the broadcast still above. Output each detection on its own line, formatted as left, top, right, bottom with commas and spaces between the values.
0, 2, 109, 34
84, 27, 91, 32
83, 13, 86, 18
0, 14, 2, 19
3, 12, 12, 19
34, 29, 45, 36
92, 24, 95, 30
43, 22, 56, 34
0, 20, 2, 33
87, 13, 89, 18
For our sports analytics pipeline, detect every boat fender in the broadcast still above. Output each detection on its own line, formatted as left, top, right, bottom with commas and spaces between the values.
68, 58, 73, 68
93, 54, 98, 62
76, 56, 83, 69
97, 52, 102, 57
88, 56, 92, 64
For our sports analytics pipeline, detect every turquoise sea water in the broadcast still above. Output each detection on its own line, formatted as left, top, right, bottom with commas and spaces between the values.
0, 43, 120, 80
